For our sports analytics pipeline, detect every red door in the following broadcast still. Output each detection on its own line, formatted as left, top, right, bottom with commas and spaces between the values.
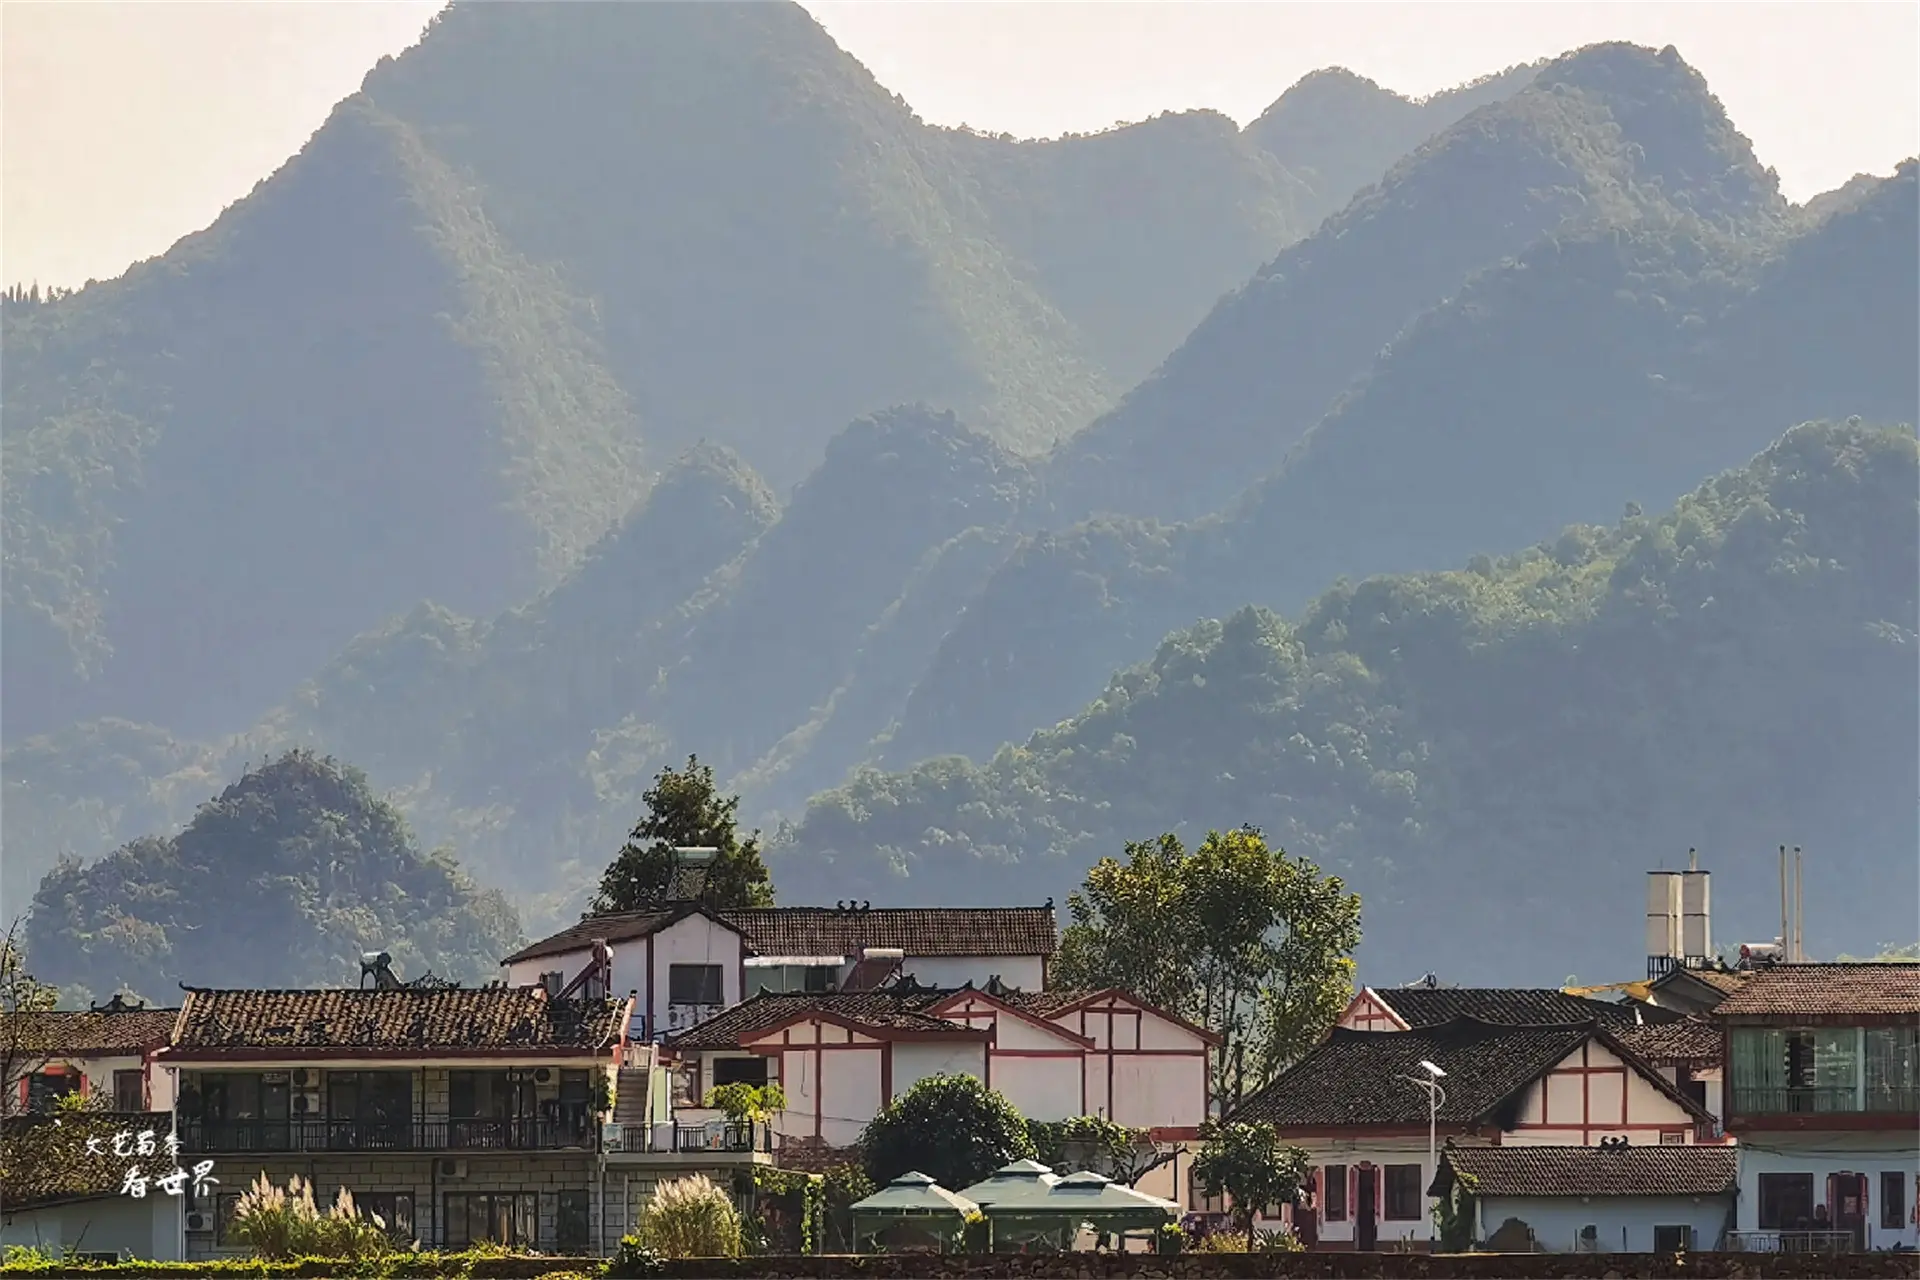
1829, 1172, 1868, 1249
1355, 1165, 1378, 1251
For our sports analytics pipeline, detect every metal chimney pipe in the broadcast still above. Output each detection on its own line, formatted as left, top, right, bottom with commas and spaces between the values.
1794, 847, 1805, 961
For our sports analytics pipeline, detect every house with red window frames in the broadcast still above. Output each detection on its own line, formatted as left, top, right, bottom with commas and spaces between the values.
658, 975, 1217, 1210
5, 997, 179, 1116
1229, 1016, 1723, 1251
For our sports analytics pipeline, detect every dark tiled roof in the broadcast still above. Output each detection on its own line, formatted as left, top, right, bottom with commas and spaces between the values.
1439, 1144, 1737, 1199
1713, 964, 1920, 1017
1229, 1019, 1592, 1128
664, 989, 974, 1050
722, 907, 1057, 959
502, 906, 700, 964
1614, 1015, 1724, 1066
170, 988, 625, 1054
1378, 988, 1652, 1028
1, 1111, 175, 1209
5, 1008, 180, 1055
981, 988, 1103, 1017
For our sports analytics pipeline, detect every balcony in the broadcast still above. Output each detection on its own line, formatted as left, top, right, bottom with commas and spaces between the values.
1726, 1230, 1857, 1255
1728, 1086, 1920, 1116
177, 1116, 597, 1154
609, 1120, 771, 1157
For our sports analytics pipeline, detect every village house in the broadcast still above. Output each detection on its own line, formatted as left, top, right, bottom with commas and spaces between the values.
655, 977, 1215, 1210
1429, 1142, 1739, 1253
6, 997, 180, 1114
1335, 984, 1663, 1034
1, 1110, 186, 1261
1719, 962, 1920, 1252
1230, 1016, 1722, 1251
501, 901, 1058, 1040
154, 974, 630, 1259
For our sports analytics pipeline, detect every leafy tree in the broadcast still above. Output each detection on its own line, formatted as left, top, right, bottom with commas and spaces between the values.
1056, 827, 1360, 1102
861, 1074, 1036, 1191
1190, 1121, 1312, 1250
705, 1082, 787, 1125
1, 919, 60, 1118
592, 755, 775, 912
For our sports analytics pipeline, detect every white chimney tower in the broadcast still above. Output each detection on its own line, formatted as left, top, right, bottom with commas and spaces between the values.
1681, 850, 1712, 967
1646, 870, 1683, 977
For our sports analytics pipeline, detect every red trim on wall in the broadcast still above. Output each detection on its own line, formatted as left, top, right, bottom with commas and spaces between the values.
814, 1042, 824, 1140
645, 935, 657, 1035
990, 1048, 1082, 1058
882, 1042, 894, 1105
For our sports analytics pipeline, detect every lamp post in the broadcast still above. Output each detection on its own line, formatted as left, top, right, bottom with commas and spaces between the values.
1400, 1060, 1447, 1220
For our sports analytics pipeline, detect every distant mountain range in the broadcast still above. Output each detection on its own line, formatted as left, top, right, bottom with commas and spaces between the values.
4, 10, 1913, 982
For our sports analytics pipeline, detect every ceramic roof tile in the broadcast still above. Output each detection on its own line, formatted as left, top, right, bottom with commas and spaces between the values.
170, 988, 625, 1054
663, 989, 973, 1050
1377, 988, 1654, 1028
1440, 1144, 1737, 1198
5, 1008, 180, 1056
1, 1111, 176, 1210
722, 907, 1057, 959
1713, 964, 1920, 1017
1613, 1015, 1723, 1066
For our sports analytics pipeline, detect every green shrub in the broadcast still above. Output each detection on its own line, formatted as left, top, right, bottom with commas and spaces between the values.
629, 1174, 741, 1259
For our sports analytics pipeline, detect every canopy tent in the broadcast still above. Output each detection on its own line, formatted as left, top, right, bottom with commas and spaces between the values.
848, 1172, 979, 1252
957, 1161, 1179, 1251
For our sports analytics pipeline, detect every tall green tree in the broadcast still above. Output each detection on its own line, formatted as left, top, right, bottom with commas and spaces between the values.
861, 1074, 1036, 1191
592, 755, 775, 912
2, 918, 61, 1118
1055, 826, 1360, 1103
1190, 1121, 1312, 1249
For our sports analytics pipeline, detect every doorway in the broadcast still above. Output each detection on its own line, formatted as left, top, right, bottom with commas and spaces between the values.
1830, 1172, 1869, 1249
1355, 1166, 1378, 1251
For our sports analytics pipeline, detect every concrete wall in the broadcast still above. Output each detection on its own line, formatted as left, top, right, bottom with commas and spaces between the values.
1057, 996, 1209, 1132
1474, 1193, 1734, 1252
26, 1055, 175, 1113
1, 1195, 181, 1261
892, 1041, 986, 1100
1735, 1132, 1920, 1250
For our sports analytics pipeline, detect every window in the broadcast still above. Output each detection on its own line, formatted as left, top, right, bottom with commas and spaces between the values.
712, 1057, 768, 1088
668, 964, 723, 1006
1653, 1224, 1693, 1252
1758, 1172, 1816, 1230
356, 1193, 415, 1242
112, 1069, 144, 1112
1658, 1130, 1688, 1145
1867, 1026, 1919, 1108
327, 1071, 412, 1144
1322, 1165, 1348, 1221
1187, 1167, 1224, 1215
213, 1193, 244, 1245
26, 1071, 79, 1112
449, 1071, 532, 1146
1382, 1164, 1423, 1221
444, 1193, 538, 1248
556, 1189, 591, 1252
671, 1062, 699, 1108
1883, 1171, 1907, 1231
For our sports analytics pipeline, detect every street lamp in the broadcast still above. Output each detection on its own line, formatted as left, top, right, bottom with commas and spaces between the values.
1400, 1060, 1447, 1216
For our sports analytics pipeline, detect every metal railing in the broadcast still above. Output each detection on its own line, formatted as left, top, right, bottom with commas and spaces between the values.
610, 1120, 769, 1155
1726, 1230, 1857, 1255
1728, 1086, 1920, 1116
177, 1116, 596, 1153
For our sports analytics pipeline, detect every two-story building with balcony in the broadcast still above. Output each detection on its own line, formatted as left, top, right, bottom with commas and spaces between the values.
155, 983, 629, 1259
502, 902, 1058, 1041
5, 997, 180, 1115
1719, 963, 1919, 1252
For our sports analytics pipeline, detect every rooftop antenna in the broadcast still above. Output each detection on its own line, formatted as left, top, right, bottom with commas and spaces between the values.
1794, 846, 1804, 962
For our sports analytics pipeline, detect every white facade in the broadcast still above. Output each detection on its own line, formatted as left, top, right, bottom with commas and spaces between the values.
26, 1051, 178, 1114
904, 956, 1045, 991
1, 1194, 184, 1261
505, 913, 748, 1041
1472, 1193, 1734, 1253
1734, 1133, 1920, 1251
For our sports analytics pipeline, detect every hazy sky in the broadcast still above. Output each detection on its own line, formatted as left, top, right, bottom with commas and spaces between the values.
4, 1, 1916, 290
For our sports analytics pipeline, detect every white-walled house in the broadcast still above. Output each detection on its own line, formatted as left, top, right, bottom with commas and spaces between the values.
1231, 1017, 1723, 1251
1718, 963, 1919, 1253
6, 1000, 180, 1114
657, 979, 1215, 1207
1431, 1144, 1738, 1252
502, 904, 1058, 1040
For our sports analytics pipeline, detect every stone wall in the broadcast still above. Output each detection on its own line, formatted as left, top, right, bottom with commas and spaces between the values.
626, 1254, 1919, 1279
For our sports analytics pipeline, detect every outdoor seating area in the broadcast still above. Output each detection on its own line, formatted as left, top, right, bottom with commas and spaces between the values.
849, 1161, 1180, 1253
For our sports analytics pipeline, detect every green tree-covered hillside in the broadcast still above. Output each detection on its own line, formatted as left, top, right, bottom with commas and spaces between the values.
23, 750, 523, 1001
774, 421, 1919, 981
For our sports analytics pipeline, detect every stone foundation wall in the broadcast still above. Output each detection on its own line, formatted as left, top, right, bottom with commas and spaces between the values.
629, 1253, 1918, 1279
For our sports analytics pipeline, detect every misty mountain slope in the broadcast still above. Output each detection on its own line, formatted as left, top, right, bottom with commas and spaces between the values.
1, 98, 644, 742
880, 163, 1915, 772
642, 407, 1038, 783
1044, 42, 1785, 528
1245, 62, 1542, 221
774, 420, 1919, 981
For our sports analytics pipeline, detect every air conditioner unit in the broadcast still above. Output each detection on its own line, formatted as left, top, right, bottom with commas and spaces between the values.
534, 1068, 552, 1084
291, 1092, 320, 1115
291, 1068, 320, 1089
184, 1211, 214, 1234
438, 1159, 469, 1179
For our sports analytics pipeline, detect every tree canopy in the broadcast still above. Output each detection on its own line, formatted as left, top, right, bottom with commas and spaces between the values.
1190, 1122, 1313, 1249
592, 755, 775, 912
1056, 827, 1360, 1100
861, 1074, 1037, 1191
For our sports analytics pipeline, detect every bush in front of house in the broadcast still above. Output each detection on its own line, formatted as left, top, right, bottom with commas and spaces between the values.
628, 1173, 742, 1259
226, 1172, 398, 1260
